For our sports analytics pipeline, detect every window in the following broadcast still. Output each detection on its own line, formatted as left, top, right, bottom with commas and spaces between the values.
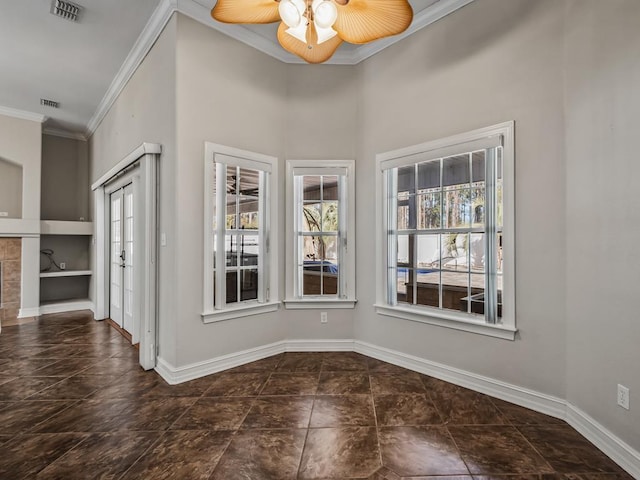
376, 123, 515, 339
285, 160, 356, 309
203, 143, 279, 322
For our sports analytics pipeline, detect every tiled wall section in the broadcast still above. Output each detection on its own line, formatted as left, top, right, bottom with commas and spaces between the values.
0, 238, 22, 325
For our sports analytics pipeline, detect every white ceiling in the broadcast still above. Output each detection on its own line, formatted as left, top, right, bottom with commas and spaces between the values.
0, 0, 470, 138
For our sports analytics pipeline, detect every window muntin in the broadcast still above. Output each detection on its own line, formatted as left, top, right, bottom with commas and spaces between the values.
380, 124, 513, 330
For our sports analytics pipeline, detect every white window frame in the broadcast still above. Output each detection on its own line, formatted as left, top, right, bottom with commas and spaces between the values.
375, 122, 516, 340
284, 160, 356, 309
202, 143, 279, 323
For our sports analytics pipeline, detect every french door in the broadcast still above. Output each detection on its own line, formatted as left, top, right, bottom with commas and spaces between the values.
110, 183, 135, 335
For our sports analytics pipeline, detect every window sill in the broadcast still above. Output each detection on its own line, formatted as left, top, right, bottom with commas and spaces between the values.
284, 298, 357, 310
374, 304, 517, 340
202, 301, 280, 323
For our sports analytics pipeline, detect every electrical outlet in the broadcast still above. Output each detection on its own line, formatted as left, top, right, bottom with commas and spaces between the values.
320, 312, 328, 324
617, 384, 630, 410
60, 262, 66, 271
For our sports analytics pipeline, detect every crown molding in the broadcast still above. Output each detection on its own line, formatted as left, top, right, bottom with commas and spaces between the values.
85, 0, 178, 137
43, 127, 87, 141
0, 105, 47, 124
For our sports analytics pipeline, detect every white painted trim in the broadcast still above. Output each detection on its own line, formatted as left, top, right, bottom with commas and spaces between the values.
0, 219, 41, 237
40, 270, 92, 278
36, 300, 94, 316
43, 128, 87, 141
86, 0, 177, 136
18, 307, 41, 318
202, 301, 280, 323
374, 304, 517, 341
566, 404, 640, 479
354, 340, 566, 418
154, 339, 354, 384
40, 220, 93, 235
283, 299, 356, 309
91, 143, 161, 190
0, 105, 47, 123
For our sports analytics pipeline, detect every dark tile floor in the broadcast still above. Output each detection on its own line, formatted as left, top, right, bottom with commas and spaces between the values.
0, 311, 633, 479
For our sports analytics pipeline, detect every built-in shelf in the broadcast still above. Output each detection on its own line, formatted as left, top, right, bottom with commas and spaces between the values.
40, 270, 92, 278
40, 220, 93, 235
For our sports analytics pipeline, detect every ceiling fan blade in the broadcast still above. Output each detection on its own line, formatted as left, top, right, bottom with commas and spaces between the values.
334, 0, 413, 44
277, 22, 343, 64
211, 0, 281, 24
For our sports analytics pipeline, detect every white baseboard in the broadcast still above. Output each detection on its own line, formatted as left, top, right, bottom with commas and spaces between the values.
354, 340, 567, 419
155, 339, 354, 385
18, 307, 40, 318
567, 403, 640, 479
153, 337, 639, 478
38, 300, 95, 316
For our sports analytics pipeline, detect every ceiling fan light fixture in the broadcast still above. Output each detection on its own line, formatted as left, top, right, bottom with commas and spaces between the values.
312, 0, 337, 28
286, 21, 309, 43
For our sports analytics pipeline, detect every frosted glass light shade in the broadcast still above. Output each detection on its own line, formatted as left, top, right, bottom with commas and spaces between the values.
279, 0, 305, 28
315, 25, 337, 44
312, 0, 337, 29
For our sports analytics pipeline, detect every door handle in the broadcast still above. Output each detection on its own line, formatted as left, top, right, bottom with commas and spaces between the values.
120, 249, 126, 267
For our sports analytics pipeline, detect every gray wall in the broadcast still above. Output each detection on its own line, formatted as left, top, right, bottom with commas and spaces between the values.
90, 15, 178, 365
564, 0, 640, 451
42, 134, 89, 221
0, 158, 22, 218
355, 0, 567, 397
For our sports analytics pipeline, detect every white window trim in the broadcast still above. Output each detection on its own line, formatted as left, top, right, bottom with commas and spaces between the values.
284, 159, 357, 309
202, 142, 280, 323
375, 122, 516, 340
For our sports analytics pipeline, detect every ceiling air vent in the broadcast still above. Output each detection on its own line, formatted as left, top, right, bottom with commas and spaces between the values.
50, 0, 82, 22
41, 99, 60, 108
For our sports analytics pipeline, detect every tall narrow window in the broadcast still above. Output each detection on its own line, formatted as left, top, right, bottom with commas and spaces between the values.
376, 123, 515, 339
203, 144, 279, 322
285, 160, 356, 309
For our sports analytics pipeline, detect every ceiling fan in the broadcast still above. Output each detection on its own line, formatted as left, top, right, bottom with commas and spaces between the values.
211, 0, 414, 63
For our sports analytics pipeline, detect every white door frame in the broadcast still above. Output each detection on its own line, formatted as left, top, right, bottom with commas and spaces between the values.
92, 143, 161, 370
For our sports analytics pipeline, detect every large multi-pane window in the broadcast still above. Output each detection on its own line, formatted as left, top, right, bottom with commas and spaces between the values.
203, 144, 278, 322
285, 160, 356, 308
377, 123, 514, 337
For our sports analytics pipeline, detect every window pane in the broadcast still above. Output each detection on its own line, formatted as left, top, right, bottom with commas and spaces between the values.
497, 275, 503, 318
322, 202, 339, 232
302, 204, 322, 232
460, 273, 485, 315
396, 267, 410, 304
303, 270, 321, 295
397, 198, 414, 230
443, 154, 470, 187
444, 189, 471, 228
225, 235, 238, 266
226, 194, 237, 230
226, 270, 238, 304
323, 175, 338, 201
303, 176, 321, 201
240, 269, 258, 301
320, 236, 338, 265
472, 151, 485, 183
417, 192, 441, 229
415, 270, 439, 308
397, 165, 415, 194
238, 234, 259, 266
470, 233, 485, 273
322, 269, 338, 295
397, 234, 409, 265
497, 233, 503, 274
441, 233, 469, 271
471, 188, 484, 227
441, 272, 469, 313
418, 159, 440, 190
238, 168, 259, 196
417, 235, 440, 269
